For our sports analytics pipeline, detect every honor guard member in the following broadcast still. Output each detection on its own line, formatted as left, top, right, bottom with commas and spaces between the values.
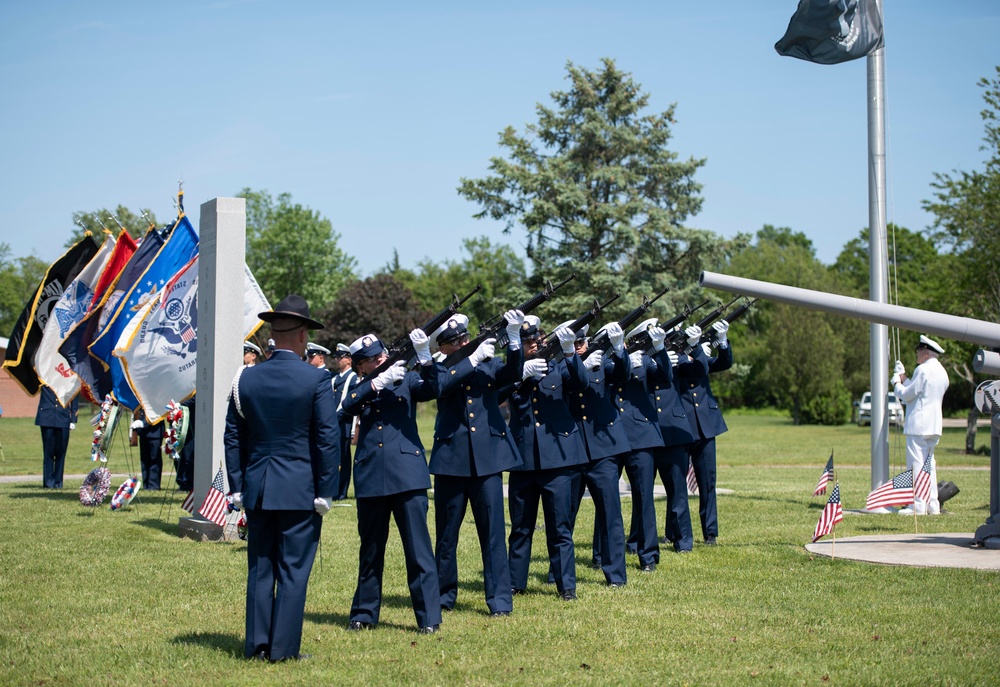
331, 343, 358, 500
342, 330, 442, 634
305, 342, 332, 375
675, 322, 732, 545
430, 310, 525, 616
506, 316, 589, 601
618, 319, 667, 572
131, 408, 164, 491
224, 294, 340, 662
566, 322, 631, 588
648, 323, 699, 553
35, 385, 78, 489
892, 335, 950, 515
243, 341, 262, 367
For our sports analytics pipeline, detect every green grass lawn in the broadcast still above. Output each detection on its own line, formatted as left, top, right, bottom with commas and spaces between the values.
0, 411, 997, 686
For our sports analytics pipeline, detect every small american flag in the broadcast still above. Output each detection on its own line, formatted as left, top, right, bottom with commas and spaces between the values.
813, 452, 834, 496
865, 469, 915, 511
913, 451, 933, 503
180, 324, 195, 344
180, 490, 195, 513
812, 482, 844, 542
198, 467, 230, 527
686, 460, 699, 496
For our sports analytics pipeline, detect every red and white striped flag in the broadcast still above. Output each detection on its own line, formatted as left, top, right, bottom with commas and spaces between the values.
180, 490, 195, 513
813, 452, 834, 496
865, 469, 915, 511
812, 482, 844, 542
686, 460, 699, 496
914, 452, 934, 503
198, 468, 229, 527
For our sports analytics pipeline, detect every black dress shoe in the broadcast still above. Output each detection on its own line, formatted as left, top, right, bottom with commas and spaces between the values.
441, 605, 453, 613
511, 588, 526, 596
489, 611, 511, 618
347, 620, 375, 631
559, 590, 577, 601
705, 536, 717, 545
641, 563, 656, 572
607, 582, 625, 589
248, 648, 269, 661
418, 624, 440, 634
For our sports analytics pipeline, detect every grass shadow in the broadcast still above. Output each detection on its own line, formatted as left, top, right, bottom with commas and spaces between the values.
7, 485, 82, 502
130, 517, 182, 535
172, 631, 244, 659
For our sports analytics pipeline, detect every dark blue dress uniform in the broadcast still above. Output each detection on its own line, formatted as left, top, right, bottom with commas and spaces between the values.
331, 360, 358, 500
614, 352, 665, 569
431, 344, 523, 615
342, 353, 442, 631
136, 409, 164, 490
506, 352, 588, 598
651, 348, 699, 552
35, 385, 78, 489
570, 348, 631, 586
676, 343, 733, 542
224, 349, 340, 661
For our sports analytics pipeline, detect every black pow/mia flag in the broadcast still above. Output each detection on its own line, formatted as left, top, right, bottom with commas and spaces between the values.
775, 0, 884, 65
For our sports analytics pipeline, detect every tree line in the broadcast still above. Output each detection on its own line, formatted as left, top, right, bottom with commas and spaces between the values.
3, 62, 997, 448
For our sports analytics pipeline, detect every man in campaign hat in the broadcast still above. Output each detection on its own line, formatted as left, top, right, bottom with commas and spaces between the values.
892, 335, 950, 515
224, 294, 340, 662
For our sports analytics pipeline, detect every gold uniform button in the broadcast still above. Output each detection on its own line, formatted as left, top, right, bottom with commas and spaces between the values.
656, 396, 661, 401
658, 408, 662, 413
469, 412, 475, 418
694, 403, 699, 408
466, 385, 471, 391
583, 415, 588, 421
377, 426, 383, 431
535, 422, 541, 427
467, 399, 473, 405
533, 410, 539, 415
450, 370, 457, 375
579, 393, 584, 398
378, 443, 383, 447
471, 427, 477, 432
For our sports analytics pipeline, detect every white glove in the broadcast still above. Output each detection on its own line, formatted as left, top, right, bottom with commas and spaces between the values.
583, 350, 603, 370
523, 358, 548, 381
314, 497, 332, 516
372, 360, 407, 391
410, 329, 432, 365
667, 350, 679, 367
685, 326, 702, 347
231, 492, 243, 510
69, 423, 76, 430
556, 325, 576, 356
606, 323, 625, 355
649, 326, 667, 352
131, 420, 144, 430
629, 351, 644, 369
891, 374, 901, 386
713, 320, 729, 346
470, 338, 496, 367
894, 360, 906, 377
505, 309, 524, 351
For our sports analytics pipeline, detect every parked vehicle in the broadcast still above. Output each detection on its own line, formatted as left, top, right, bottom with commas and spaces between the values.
853, 391, 904, 426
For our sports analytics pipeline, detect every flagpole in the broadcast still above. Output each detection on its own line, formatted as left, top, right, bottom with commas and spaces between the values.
866, 0, 891, 495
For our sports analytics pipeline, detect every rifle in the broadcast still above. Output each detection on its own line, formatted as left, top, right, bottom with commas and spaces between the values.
666, 294, 743, 353
442, 274, 576, 368
590, 286, 670, 355
529, 293, 622, 362
700, 298, 758, 347
361, 284, 483, 384
625, 299, 711, 354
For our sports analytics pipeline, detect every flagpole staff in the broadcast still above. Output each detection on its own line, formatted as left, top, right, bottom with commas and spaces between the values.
92, 214, 108, 232
140, 210, 155, 231
108, 212, 125, 232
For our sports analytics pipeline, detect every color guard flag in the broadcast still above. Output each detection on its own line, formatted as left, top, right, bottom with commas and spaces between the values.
812, 482, 844, 542
914, 451, 934, 503
198, 467, 230, 527
34, 236, 115, 405
813, 451, 834, 496
3, 237, 99, 395
686, 460, 699, 496
865, 469, 915, 511
775, 0, 884, 65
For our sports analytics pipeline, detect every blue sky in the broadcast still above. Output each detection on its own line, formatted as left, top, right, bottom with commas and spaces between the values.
1, 1, 998, 278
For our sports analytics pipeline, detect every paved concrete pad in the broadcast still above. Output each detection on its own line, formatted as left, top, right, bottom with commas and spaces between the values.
806, 533, 1000, 570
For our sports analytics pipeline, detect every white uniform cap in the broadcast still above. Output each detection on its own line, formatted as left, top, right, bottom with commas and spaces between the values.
917, 335, 945, 354
626, 317, 659, 342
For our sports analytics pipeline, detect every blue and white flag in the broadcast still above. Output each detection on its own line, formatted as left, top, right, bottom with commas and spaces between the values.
90, 216, 198, 409
115, 256, 271, 424
34, 236, 115, 406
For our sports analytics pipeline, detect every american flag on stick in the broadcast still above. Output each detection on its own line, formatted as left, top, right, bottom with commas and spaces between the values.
812, 482, 844, 542
198, 467, 230, 527
914, 452, 934, 503
865, 469, 915, 511
686, 460, 699, 496
813, 451, 834, 496
180, 490, 195, 513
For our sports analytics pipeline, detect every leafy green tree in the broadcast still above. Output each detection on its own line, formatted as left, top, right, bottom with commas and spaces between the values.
240, 189, 357, 309
458, 58, 729, 325
723, 226, 851, 424
0, 243, 48, 336
66, 206, 159, 247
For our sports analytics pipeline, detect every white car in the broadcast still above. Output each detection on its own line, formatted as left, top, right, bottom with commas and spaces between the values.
854, 391, 904, 426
